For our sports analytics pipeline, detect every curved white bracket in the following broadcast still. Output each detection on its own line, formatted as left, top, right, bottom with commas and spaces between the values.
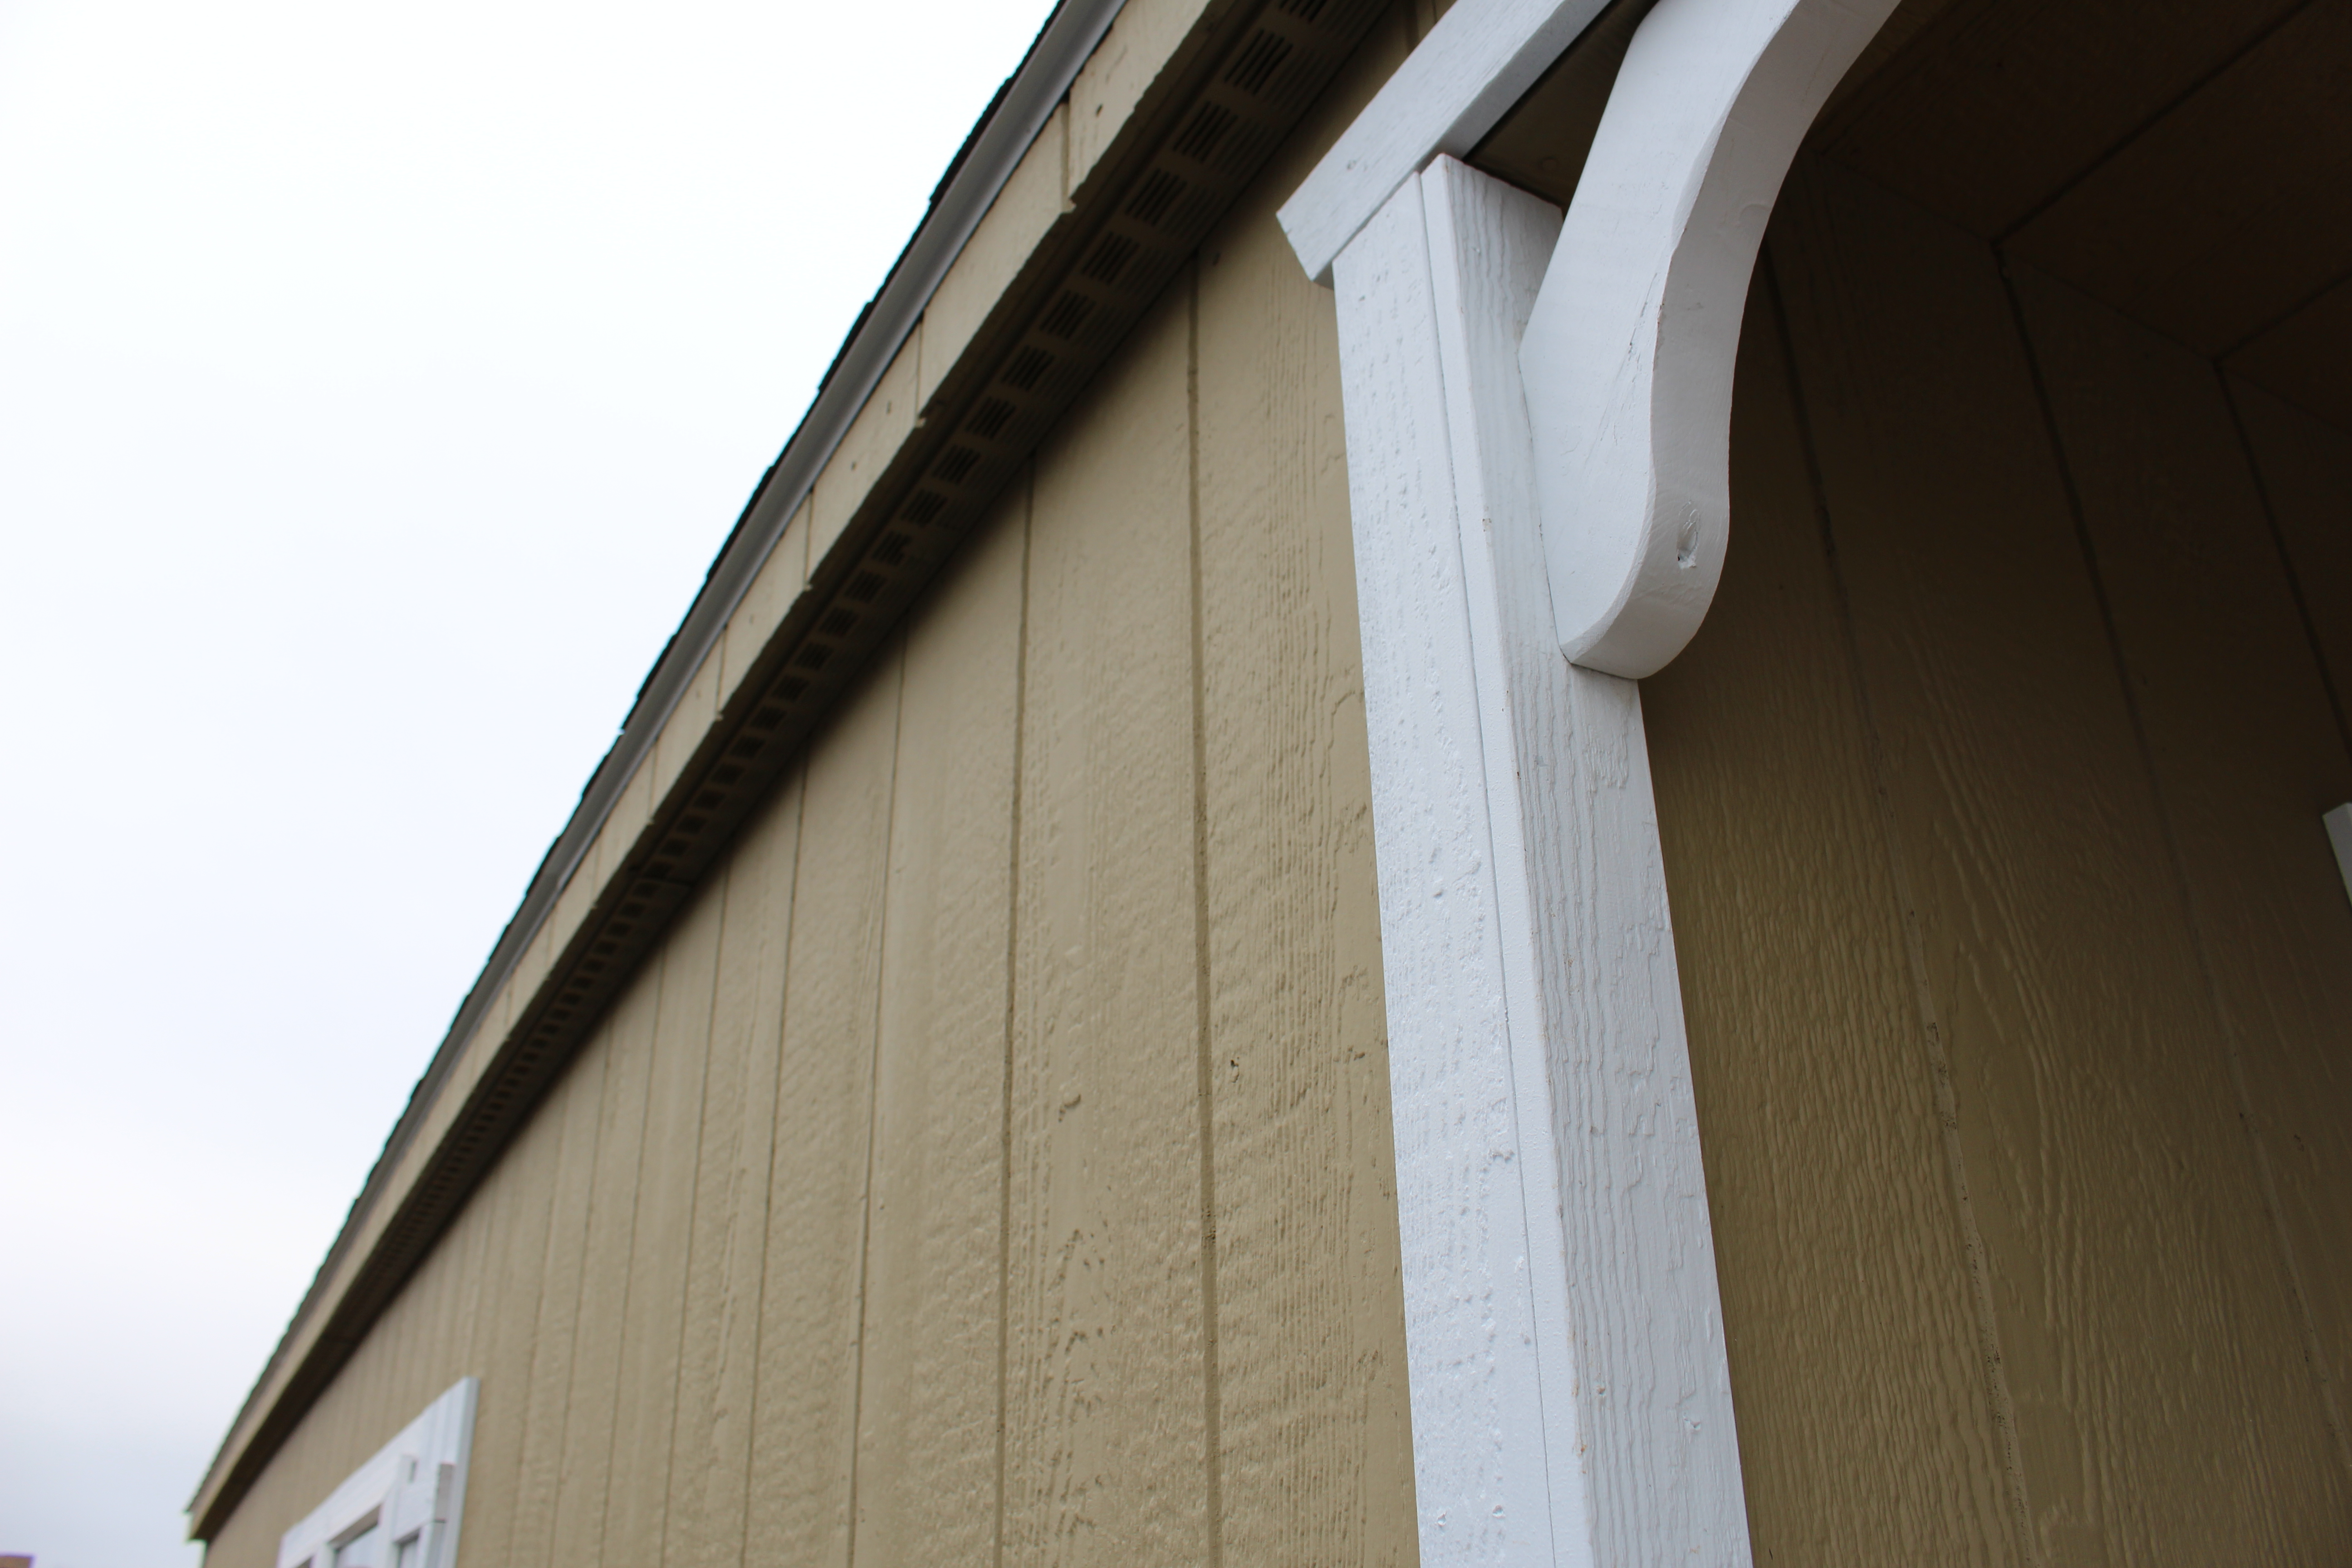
1519, 0, 1899, 676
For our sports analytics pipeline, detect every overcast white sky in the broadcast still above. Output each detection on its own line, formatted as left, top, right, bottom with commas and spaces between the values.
0, 0, 1058, 1561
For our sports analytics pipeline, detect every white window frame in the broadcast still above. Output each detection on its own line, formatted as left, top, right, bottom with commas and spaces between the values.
275, 1378, 477, 1568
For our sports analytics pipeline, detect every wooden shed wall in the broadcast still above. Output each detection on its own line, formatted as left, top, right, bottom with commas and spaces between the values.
198, 18, 1422, 1567
1644, 152, 2352, 1563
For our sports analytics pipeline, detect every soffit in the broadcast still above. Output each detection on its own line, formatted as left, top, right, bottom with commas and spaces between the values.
1821, 0, 2352, 431
1813, 0, 2309, 240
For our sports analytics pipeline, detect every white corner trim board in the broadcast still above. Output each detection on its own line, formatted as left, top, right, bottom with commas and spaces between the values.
1518, 0, 1902, 676
1334, 149, 1751, 1568
1278, 0, 1613, 284
277, 1379, 478, 1568
1301, 0, 1902, 1559
1330, 166, 1582, 1563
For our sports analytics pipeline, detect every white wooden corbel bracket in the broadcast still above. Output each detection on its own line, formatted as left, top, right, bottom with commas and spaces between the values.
1282, 0, 1893, 1562
1519, 0, 1901, 675
1287, 0, 1898, 674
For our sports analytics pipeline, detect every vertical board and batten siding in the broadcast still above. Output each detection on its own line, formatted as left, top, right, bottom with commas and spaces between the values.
1004, 283, 1210, 1563
849, 489, 1025, 1566
1195, 100, 1416, 1564
743, 642, 903, 1567
1644, 270, 2017, 1564
666, 770, 807, 1568
545, 947, 663, 1568
198, 13, 1418, 1566
1643, 152, 2352, 1563
2011, 268, 2352, 1465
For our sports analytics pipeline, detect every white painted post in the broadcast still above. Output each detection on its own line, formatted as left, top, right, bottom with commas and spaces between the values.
1304, 0, 1907, 1553
1331, 154, 1753, 1565
1333, 170, 1574, 1565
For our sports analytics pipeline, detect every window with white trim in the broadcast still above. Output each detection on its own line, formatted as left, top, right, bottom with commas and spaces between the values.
275, 1378, 476, 1568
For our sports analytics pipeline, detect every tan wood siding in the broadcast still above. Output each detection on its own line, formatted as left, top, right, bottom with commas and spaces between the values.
744, 646, 904, 1568
546, 960, 663, 1568
664, 768, 805, 1568
1644, 268, 2018, 1565
851, 485, 1027, 1563
1004, 280, 1212, 1565
197, 20, 1415, 1559
1192, 73, 1415, 1562
2012, 268, 2352, 1476
1645, 152, 2352, 1563
502, 1018, 609, 1566
2234, 382, 2352, 734
444, 1085, 553, 1568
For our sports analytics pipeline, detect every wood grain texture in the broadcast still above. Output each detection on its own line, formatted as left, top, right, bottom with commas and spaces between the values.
740, 649, 903, 1568
1644, 266, 2020, 1564
2012, 263, 2352, 1504
1068, 0, 1215, 197
1816, 0, 2306, 240
449, 1061, 567, 1568
603, 884, 725, 1567
718, 499, 811, 712
1514, 0, 1901, 678
923, 106, 1071, 409
1003, 285, 1211, 1568
2001, 1, 2352, 357
849, 488, 1025, 1565
1194, 77, 1416, 1565
544, 966, 661, 1568
663, 770, 805, 1568
1772, 152, 2339, 1561
196, 25, 1423, 1560
497, 1027, 610, 1568
811, 337, 921, 565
